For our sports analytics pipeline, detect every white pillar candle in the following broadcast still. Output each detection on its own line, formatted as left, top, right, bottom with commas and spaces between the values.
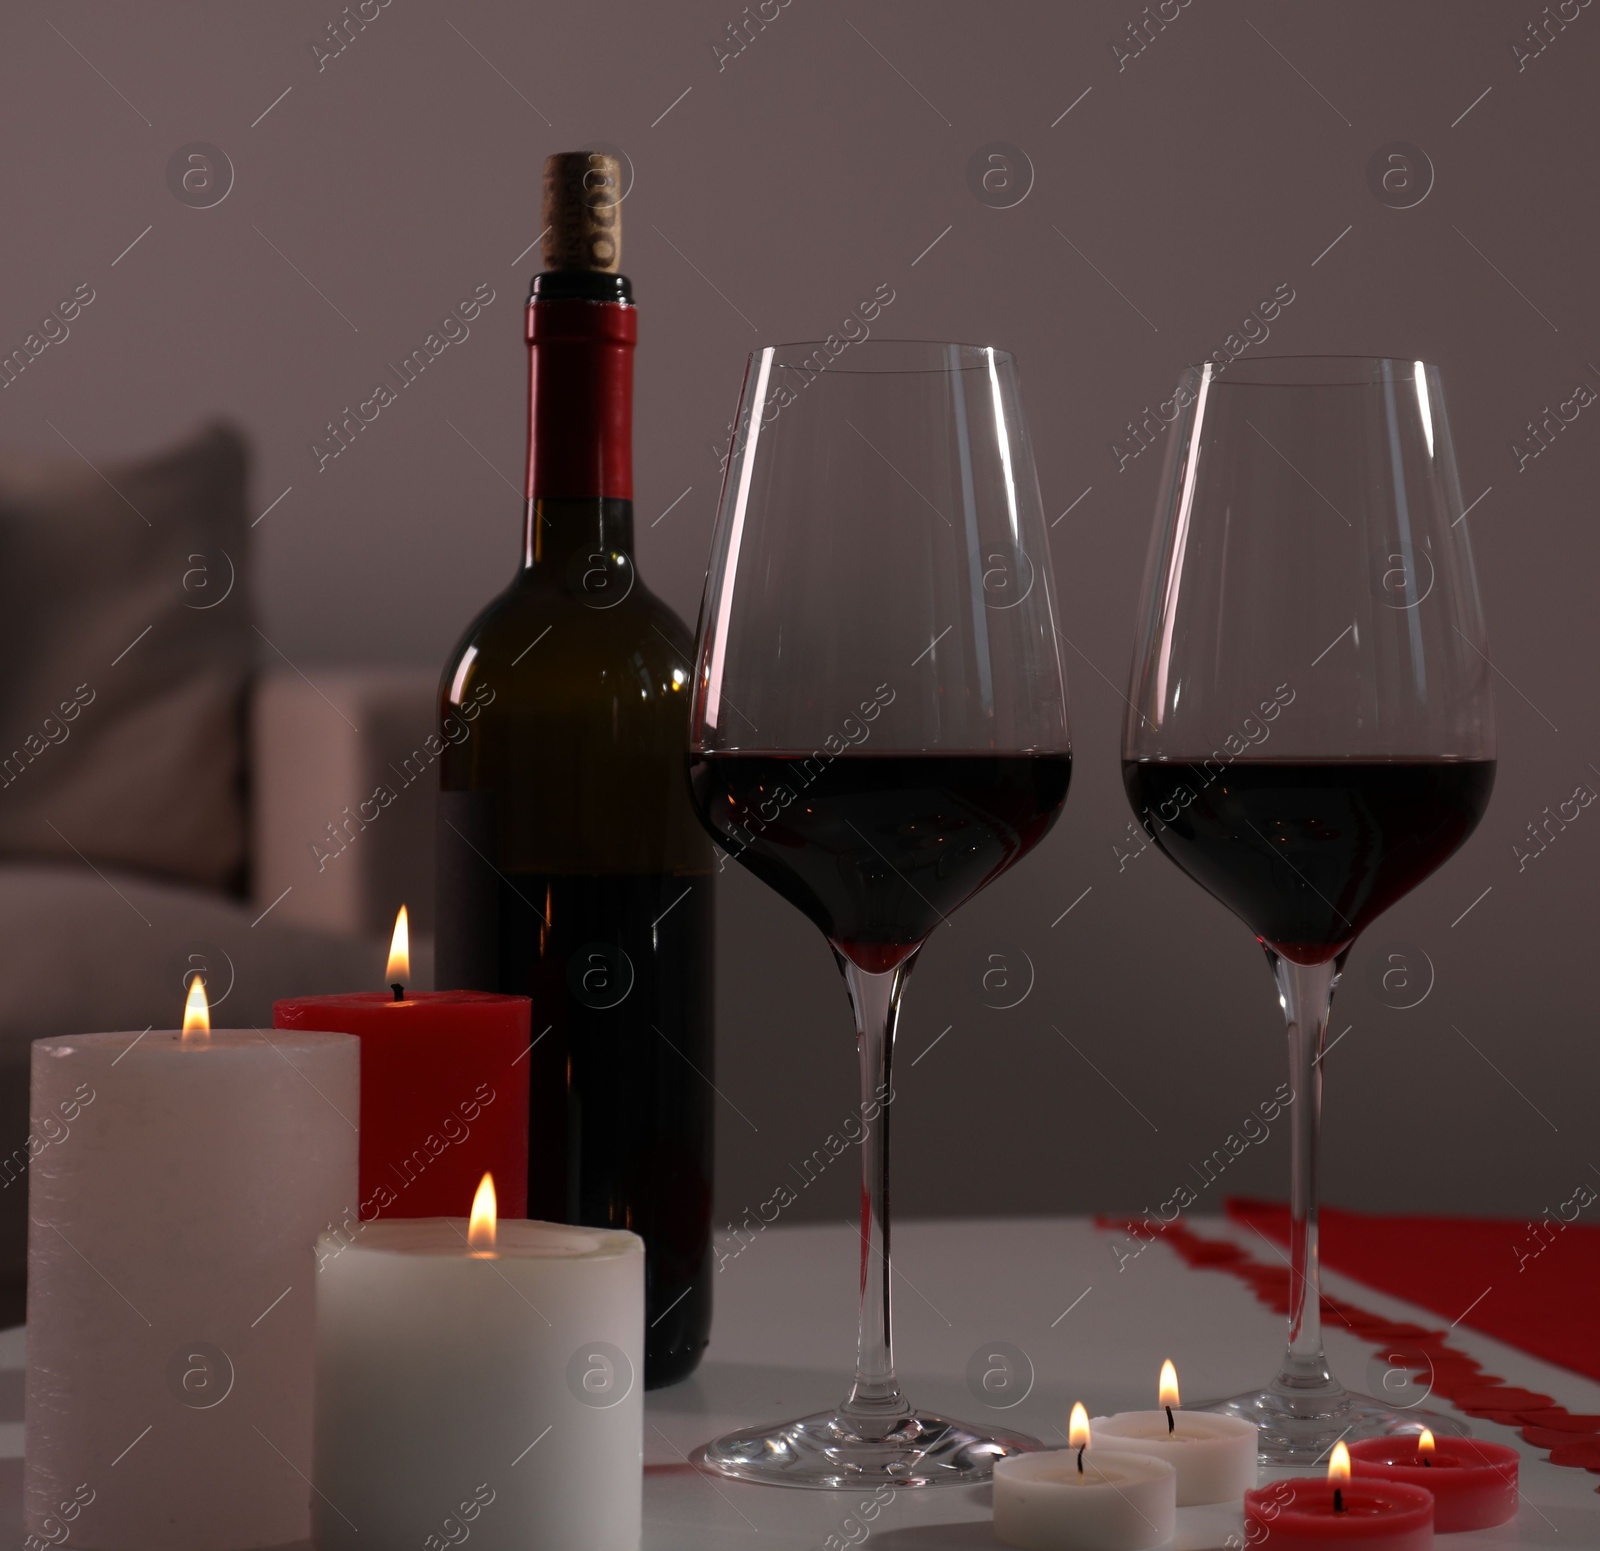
1093, 1411, 1257, 1504
24, 1013, 359, 1550
312, 1196, 643, 1551
994, 1449, 1177, 1551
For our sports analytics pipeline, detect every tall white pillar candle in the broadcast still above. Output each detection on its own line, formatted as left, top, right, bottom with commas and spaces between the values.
24, 1024, 360, 1550
312, 1214, 643, 1551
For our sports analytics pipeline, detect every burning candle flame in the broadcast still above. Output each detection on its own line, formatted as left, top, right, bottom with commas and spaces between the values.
468, 1172, 496, 1252
1418, 1429, 1435, 1458
1159, 1359, 1180, 1409
386, 905, 410, 991
1328, 1441, 1352, 1483
182, 976, 210, 1042
1068, 1402, 1090, 1451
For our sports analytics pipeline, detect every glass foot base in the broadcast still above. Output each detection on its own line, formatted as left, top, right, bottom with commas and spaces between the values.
694, 1407, 1039, 1489
1198, 1385, 1469, 1467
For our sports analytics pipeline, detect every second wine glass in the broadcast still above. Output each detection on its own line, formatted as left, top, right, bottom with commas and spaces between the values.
689, 340, 1072, 1487
1123, 356, 1495, 1464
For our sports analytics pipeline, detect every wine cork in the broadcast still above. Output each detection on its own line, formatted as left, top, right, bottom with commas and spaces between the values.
542, 151, 623, 273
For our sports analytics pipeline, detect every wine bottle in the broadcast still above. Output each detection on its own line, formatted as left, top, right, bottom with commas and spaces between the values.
436, 151, 713, 1387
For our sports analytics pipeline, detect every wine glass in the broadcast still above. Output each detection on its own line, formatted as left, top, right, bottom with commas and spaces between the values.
1123, 356, 1495, 1464
688, 340, 1072, 1487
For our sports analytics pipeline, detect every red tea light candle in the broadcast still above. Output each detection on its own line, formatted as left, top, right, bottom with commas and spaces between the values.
1349, 1429, 1518, 1533
274, 907, 531, 1220
1243, 1443, 1433, 1550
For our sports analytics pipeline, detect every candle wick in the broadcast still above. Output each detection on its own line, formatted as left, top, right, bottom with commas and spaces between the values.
1165, 1404, 1175, 1435
391, 982, 405, 1003
1076, 1445, 1084, 1475
1333, 1487, 1344, 1514
1422, 1457, 1431, 1468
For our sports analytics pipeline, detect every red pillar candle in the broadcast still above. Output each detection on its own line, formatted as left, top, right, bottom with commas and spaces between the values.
1348, 1431, 1518, 1533
274, 909, 530, 1221
1243, 1445, 1433, 1551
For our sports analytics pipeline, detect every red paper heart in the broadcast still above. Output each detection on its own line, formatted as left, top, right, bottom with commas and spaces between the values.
1523, 1425, 1593, 1448
1515, 1410, 1600, 1432
1453, 1386, 1556, 1410
1548, 1439, 1600, 1470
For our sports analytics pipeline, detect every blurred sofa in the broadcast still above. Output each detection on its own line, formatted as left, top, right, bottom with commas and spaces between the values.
0, 424, 436, 1282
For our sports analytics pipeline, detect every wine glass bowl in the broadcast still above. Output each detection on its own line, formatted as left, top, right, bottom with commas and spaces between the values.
688, 341, 1071, 1487
1124, 357, 1495, 1464
1125, 355, 1493, 773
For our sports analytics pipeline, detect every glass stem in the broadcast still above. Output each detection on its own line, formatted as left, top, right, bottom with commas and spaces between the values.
839, 957, 914, 1433
1269, 950, 1343, 1399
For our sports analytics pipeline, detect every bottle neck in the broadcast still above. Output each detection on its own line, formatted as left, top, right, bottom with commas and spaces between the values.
522, 278, 636, 575
522, 496, 635, 585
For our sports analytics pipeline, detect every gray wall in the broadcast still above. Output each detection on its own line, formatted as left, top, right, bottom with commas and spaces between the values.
4, 1, 1596, 1229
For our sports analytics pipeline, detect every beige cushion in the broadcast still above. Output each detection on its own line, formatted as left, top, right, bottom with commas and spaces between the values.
0, 424, 252, 892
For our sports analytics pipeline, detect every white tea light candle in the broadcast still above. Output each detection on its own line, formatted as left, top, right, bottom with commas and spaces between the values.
313, 1175, 643, 1551
24, 982, 359, 1550
1093, 1360, 1258, 1504
994, 1404, 1177, 1551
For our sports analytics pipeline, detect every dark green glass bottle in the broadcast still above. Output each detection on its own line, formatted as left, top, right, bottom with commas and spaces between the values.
436, 153, 712, 1387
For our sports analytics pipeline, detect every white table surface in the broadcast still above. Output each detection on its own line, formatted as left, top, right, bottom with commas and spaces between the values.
2, 1215, 1594, 1548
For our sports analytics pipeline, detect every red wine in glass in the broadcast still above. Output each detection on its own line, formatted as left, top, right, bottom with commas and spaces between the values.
691, 752, 1072, 972
1123, 759, 1494, 964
